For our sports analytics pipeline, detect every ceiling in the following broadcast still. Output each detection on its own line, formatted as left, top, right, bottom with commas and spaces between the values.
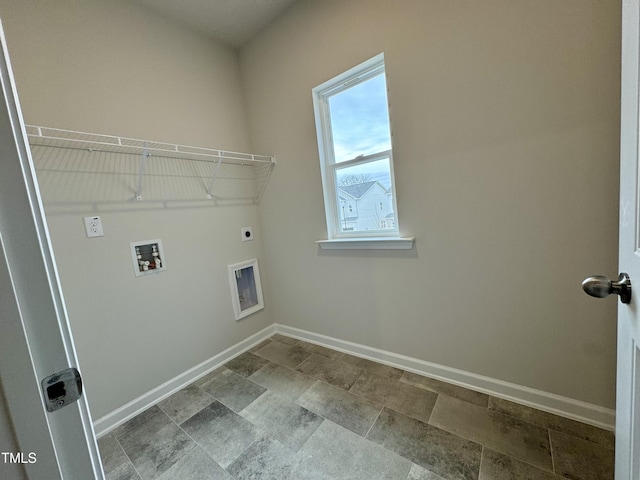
135, 0, 299, 48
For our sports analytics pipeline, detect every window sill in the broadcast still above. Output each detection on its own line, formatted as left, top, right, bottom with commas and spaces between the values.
316, 237, 415, 250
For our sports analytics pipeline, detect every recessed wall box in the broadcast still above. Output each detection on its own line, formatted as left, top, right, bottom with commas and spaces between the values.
228, 258, 264, 320
241, 227, 254, 241
130, 239, 166, 277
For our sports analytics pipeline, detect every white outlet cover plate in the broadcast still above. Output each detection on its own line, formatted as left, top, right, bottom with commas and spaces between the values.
83, 216, 104, 238
241, 227, 254, 241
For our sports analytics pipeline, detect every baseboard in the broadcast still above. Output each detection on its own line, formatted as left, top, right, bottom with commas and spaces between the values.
274, 324, 616, 431
92, 324, 276, 437
92, 322, 615, 437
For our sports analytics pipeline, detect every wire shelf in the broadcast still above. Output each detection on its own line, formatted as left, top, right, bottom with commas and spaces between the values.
26, 125, 276, 205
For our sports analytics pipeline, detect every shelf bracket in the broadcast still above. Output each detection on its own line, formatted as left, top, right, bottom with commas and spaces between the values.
205, 156, 223, 200
135, 145, 149, 201
255, 158, 276, 203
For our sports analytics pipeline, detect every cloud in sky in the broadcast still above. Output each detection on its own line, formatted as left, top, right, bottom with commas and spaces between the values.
328, 73, 392, 163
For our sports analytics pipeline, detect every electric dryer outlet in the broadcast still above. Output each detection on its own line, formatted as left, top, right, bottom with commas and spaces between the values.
241, 227, 254, 241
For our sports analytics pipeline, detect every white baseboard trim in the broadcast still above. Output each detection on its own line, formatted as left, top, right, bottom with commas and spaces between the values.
93, 322, 615, 437
92, 324, 276, 437
274, 324, 616, 431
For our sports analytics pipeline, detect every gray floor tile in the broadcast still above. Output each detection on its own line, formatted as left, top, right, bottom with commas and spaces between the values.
429, 395, 553, 472
227, 435, 301, 480
340, 353, 404, 379
270, 334, 299, 345
241, 391, 324, 451
349, 370, 399, 404
296, 354, 364, 390
367, 407, 482, 480
286, 467, 337, 480
401, 372, 489, 407
98, 434, 131, 475
248, 362, 316, 401
297, 380, 382, 436
200, 369, 266, 412
105, 343, 612, 480
296, 420, 412, 480
488, 397, 615, 450
180, 401, 261, 469
407, 463, 446, 479
99, 434, 141, 480
157, 384, 214, 424
550, 429, 615, 480
113, 406, 195, 480
385, 381, 438, 423
479, 448, 561, 480
255, 341, 312, 368
155, 447, 233, 480
296, 340, 344, 360
193, 367, 226, 388
224, 352, 270, 377
106, 462, 142, 480
249, 339, 273, 353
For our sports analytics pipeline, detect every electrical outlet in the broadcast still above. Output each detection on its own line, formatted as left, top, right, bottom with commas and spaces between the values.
83, 216, 104, 238
241, 227, 254, 241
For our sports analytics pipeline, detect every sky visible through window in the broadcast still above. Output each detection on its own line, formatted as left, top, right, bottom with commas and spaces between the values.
328, 73, 392, 189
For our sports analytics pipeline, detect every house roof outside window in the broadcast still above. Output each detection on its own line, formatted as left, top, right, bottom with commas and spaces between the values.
338, 180, 380, 199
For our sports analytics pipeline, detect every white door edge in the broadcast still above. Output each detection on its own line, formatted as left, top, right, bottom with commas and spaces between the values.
0, 17, 103, 479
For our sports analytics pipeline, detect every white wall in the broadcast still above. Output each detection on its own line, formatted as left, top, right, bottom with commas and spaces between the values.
0, 0, 621, 424
0, 0, 273, 418
240, 0, 621, 409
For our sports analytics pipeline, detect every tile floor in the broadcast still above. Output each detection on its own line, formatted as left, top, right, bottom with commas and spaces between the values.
98, 334, 615, 480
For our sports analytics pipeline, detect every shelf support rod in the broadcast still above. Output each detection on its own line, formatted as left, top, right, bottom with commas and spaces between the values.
136, 145, 148, 201
255, 157, 276, 203
205, 156, 223, 200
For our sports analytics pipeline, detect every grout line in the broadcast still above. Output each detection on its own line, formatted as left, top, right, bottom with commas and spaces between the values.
364, 404, 385, 439
549, 428, 556, 474
114, 338, 578, 480
350, 367, 367, 391
425, 393, 438, 425
292, 378, 319, 404
488, 397, 574, 440
485, 446, 558, 477
112, 433, 145, 480
291, 417, 327, 456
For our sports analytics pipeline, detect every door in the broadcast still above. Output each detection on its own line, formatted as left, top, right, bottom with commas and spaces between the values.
618, 0, 640, 477
0, 19, 103, 480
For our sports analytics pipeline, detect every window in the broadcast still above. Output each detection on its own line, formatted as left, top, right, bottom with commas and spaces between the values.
313, 53, 400, 240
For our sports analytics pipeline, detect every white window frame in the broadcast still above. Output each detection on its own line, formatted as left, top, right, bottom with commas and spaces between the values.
312, 53, 403, 243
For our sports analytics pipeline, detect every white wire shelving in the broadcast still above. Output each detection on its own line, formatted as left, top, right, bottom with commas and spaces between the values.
25, 125, 276, 206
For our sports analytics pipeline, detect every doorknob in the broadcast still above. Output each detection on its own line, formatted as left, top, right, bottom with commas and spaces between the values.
582, 273, 632, 304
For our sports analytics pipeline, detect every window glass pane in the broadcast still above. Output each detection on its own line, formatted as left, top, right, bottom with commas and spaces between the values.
328, 73, 392, 163
335, 158, 396, 233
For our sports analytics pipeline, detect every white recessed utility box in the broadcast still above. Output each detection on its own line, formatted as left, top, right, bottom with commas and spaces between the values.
130, 239, 166, 277
228, 258, 264, 320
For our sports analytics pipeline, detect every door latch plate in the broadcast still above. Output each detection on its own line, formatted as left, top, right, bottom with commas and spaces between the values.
41, 368, 83, 412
